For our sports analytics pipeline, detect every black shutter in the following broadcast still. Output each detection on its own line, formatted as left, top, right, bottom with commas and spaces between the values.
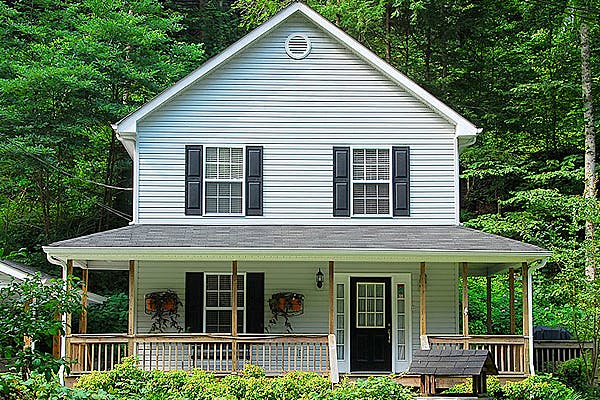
245, 273, 264, 333
185, 145, 203, 215
392, 146, 410, 216
333, 147, 350, 217
246, 146, 263, 216
185, 272, 204, 333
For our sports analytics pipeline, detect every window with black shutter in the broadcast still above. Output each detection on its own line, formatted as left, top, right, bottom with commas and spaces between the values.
392, 146, 410, 216
334, 146, 410, 217
333, 147, 350, 217
185, 146, 203, 215
185, 145, 264, 216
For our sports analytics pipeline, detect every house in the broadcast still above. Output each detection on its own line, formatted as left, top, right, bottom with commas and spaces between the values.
0, 260, 106, 305
42, 3, 549, 384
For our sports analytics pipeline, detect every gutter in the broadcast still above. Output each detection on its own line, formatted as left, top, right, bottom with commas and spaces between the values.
528, 258, 548, 375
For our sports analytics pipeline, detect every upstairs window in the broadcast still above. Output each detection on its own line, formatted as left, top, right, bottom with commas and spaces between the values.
185, 146, 263, 216
352, 149, 390, 215
205, 147, 243, 214
333, 146, 409, 217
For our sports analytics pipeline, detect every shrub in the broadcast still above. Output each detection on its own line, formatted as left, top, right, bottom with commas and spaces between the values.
503, 374, 582, 400
331, 376, 414, 400
554, 357, 589, 393
444, 375, 503, 399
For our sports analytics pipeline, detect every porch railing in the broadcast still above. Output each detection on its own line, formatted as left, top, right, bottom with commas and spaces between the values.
68, 333, 334, 378
427, 335, 527, 375
533, 340, 592, 372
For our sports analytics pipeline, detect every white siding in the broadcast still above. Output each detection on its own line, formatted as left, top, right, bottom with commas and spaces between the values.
136, 14, 458, 225
134, 261, 458, 358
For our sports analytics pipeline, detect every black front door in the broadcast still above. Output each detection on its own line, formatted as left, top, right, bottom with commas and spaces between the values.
350, 277, 392, 372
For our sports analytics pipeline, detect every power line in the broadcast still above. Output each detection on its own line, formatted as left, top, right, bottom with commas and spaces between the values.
0, 140, 133, 221
0, 139, 133, 191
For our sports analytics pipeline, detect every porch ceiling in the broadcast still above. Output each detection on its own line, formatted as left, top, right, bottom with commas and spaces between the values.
43, 225, 550, 269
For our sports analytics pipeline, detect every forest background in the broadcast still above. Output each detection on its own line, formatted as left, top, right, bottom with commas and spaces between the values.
0, 0, 598, 336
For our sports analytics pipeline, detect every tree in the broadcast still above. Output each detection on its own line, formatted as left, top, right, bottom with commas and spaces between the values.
579, 4, 597, 280
0, 274, 82, 380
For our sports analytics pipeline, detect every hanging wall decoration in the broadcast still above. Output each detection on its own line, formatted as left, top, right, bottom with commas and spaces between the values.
145, 290, 183, 333
267, 292, 305, 333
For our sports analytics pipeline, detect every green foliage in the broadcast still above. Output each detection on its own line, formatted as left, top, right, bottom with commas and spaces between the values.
0, 274, 82, 379
87, 293, 128, 334
446, 375, 582, 400
554, 357, 590, 394
76, 359, 414, 399
444, 375, 503, 399
0, 372, 113, 400
503, 374, 582, 400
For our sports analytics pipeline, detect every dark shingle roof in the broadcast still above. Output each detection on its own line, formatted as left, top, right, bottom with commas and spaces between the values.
407, 349, 498, 376
0, 259, 53, 280
46, 225, 548, 253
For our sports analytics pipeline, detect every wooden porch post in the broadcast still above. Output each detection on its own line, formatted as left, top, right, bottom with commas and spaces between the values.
462, 263, 469, 338
522, 262, 531, 374
486, 276, 492, 334
329, 261, 334, 335
419, 262, 427, 348
79, 269, 88, 334
231, 260, 238, 372
127, 260, 135, 356
509, 267, 516, 335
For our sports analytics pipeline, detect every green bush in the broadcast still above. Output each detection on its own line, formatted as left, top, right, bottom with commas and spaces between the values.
0, 372, 114, 400
331, 376, 414, 400
554, 357, 590, 394
503, 374, 582, 400
444, 375, 503, 399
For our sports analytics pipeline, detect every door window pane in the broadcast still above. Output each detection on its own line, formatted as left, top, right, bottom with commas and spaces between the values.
356, 282, 385, 328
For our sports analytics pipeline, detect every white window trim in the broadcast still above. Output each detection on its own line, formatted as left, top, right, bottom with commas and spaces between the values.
203, 272, 247, 333
350, 146, 393, 218
203, 145, 246, 217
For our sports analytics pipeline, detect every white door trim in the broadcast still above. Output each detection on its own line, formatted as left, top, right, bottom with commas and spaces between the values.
334, 272, 412, 373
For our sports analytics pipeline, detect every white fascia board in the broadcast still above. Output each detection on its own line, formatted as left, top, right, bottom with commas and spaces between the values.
296, 4, 480, 137
113, 3, 480, 140
113, 4, 304, 136
43, 246, 551, 265
0, 264, 29, 281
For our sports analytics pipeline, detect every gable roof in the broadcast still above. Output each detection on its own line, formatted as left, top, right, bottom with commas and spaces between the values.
0, 260, 107, 304
113, 2, 480, 147
408, 349, 498, 376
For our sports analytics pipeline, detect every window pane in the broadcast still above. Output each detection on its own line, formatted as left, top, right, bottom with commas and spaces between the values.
206, 183, 218, 196
207, 275, 218, 290
206, 292, 218, 307
219, 275, 231, 290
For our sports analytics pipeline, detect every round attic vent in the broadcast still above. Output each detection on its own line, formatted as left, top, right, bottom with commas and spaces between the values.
285, 34, 311, 59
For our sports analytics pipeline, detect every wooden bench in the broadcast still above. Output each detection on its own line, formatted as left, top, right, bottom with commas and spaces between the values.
407, 349, 498, 397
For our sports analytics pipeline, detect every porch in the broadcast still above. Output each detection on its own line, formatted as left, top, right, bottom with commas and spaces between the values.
61, 259, 534, 382
43, 225, 550, 384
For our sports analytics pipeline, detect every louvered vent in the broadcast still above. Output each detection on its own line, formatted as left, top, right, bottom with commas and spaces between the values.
285, 34, 311, 59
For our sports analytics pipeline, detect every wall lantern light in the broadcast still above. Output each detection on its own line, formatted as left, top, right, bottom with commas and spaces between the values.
316, 268, 324, 289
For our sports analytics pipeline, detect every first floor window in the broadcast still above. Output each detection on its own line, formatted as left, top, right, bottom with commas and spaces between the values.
205, 274, 245, 333
205, 147, 243, 214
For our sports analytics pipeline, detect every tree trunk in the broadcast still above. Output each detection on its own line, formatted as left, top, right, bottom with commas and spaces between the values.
581, 19, 597, 280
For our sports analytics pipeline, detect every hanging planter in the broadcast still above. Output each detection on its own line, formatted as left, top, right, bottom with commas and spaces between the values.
144, 290, 183, 333
267, 292, 304, 333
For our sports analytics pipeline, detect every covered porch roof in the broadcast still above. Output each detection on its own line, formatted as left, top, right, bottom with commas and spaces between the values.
43, 225, 550, 275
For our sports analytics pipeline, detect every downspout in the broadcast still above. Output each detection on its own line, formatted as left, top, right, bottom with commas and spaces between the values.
528, 258, 548, 375
58, 259, 68, 386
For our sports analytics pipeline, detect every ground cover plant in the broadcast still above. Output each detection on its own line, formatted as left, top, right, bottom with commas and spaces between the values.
0, 359, 416, 400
